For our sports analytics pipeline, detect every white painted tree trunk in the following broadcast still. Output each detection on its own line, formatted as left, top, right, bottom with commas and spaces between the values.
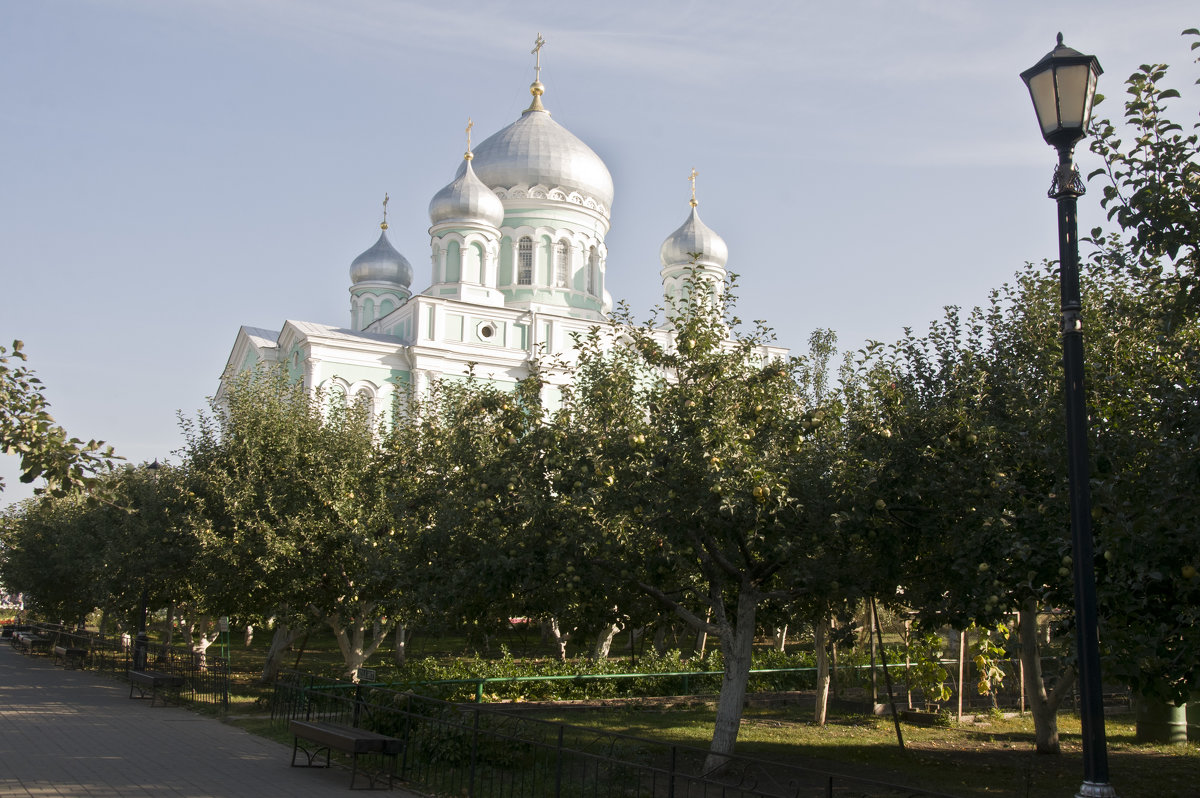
325, 605, 393, 683
1018, 599, 1073, 753
702, 589, 759, 776
591, 622, 623, 660
181, 617, 195, 649
393, 623, 409, 666
813, 616, 831, 726
259, 622, 304, 684
773, 625, 787, 652
547, 618, 572, 661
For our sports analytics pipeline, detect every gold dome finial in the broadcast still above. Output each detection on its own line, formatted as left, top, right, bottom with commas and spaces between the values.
525, 32, 547, 113
689, 168, 699, 208
464, 117, 474, 161
381, 192, 389, 230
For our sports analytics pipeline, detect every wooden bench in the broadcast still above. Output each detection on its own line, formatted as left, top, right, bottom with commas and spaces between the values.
13, 632, 52, 655
128, 670, 185, 707
53, 645, 88, 669
289, 719, 401, 789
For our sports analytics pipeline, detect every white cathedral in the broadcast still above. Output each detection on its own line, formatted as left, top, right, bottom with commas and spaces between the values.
221, 40, 784, 411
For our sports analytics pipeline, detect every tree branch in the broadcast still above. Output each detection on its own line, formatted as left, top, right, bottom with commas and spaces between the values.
636, 580, 720, 635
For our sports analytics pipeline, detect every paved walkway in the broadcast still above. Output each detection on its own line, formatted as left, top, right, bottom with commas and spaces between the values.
0, 644, 426, 797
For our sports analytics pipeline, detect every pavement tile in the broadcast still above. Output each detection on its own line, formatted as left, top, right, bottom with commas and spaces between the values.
0, 645, 425, 797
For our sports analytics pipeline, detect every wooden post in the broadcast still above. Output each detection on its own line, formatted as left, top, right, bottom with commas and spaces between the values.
868, 602, 879, 706
957, 629, 967, 723
904, 620, 913, 710
1016, 613, 1026, 713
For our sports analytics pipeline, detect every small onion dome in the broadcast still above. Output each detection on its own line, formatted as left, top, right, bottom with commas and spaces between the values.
659, 205, 728, 270
429, 158, 505, 228
350, 228, 413, 288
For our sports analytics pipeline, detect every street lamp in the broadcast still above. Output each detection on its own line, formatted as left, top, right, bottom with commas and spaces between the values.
1021, 35, 1114, 798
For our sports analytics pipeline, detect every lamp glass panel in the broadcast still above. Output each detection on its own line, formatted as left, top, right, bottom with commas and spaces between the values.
1027, 69, 1059, 136
1055, 63, 1091, 131
1082, 68, 1099, 127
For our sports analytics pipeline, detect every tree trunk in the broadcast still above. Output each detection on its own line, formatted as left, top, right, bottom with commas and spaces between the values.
591, 622, 623, 660
259, 621, 304, 684
702, 588, 759, 775
181, 616, 195, 649
547, 618, 571, 661
1018, 598, 1074, 754
814, 615, 831, 726
325, 605, 393, 683
393, 622, 409, 666
653, 624, 668, 656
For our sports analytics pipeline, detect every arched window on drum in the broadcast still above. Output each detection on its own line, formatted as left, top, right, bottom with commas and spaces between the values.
555, 240, 569, 288
518, 236, 533, 285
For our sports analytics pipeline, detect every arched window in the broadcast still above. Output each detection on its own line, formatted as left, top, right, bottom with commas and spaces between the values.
587, 247, 598, 295
555, 240, 569, 288
518, 236, 533, 285
355, 388, 374, 415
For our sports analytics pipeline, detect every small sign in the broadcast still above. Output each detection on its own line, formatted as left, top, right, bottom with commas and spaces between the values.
218, 616, 229, 632
358, 667, 377, 683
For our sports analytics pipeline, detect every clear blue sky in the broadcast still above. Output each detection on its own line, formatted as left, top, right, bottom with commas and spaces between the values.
2, 0, 1196, 506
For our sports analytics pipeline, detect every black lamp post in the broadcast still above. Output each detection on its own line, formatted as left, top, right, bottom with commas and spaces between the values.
1021, 35, 1115, 798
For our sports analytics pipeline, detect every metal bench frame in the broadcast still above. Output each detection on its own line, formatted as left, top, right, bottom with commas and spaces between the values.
289, 719, 400, 790
53, 645, 88, 669
128, 670, 185, 707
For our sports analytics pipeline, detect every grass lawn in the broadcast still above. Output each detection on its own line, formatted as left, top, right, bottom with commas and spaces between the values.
515, 703, 1198, 798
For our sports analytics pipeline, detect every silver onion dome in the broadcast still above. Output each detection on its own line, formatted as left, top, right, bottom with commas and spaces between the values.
459, 105, 614, 215
429, 158, 505, 228
660, 205, 728, 270
350, 229, 413, 288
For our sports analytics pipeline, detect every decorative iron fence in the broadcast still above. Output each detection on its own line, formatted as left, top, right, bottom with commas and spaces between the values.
4, 622, 229, 709
271, 671, 962, 798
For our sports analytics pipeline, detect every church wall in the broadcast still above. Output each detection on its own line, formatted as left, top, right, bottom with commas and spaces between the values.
445, 240, 462, 283
444, 313, 464, 342
498, 238, 513, 284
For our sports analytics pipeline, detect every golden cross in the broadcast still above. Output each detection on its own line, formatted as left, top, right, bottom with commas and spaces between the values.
466, 117, 473, 154
381, 193, 389, 230
689, 168, 698, 207
532, 32, 546, 82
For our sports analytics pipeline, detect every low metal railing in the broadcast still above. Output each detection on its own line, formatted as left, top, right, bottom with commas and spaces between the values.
271, 670, 962, 798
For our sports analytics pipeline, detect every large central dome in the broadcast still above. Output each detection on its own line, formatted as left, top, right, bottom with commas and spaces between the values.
457, 97, 614, 217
